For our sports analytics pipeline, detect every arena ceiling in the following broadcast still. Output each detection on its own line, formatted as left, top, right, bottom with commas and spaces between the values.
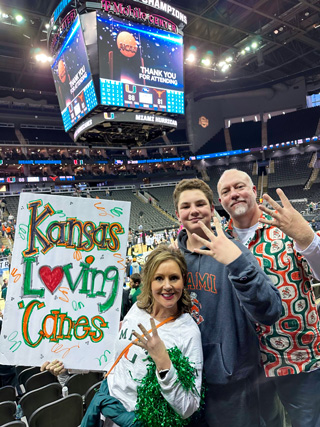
0, 0, 320, 99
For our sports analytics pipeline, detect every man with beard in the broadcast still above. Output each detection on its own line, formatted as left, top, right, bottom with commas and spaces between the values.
217, 169, 320, 427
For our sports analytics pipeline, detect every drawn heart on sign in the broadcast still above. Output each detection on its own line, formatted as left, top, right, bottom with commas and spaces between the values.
4, 335, 7, 339
39, 266, 64, 293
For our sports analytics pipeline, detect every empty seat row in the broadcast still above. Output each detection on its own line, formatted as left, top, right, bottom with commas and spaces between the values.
0, 365, 103, 426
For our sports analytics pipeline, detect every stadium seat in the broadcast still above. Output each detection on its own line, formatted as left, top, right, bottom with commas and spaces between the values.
17, 367, 40, 390
25, 370, 58, 392
15, 367, 31, 378
28, 393, 83, 427
111, 189, 179, 230
20, 383, 62, 422
0, 386, 16, 403
0, 366, 19, 392
2, 421, 27, 427
147, 186, 176, 217
84, 381, 102, 410
0, 401, 16, 425
65, 372, 103, 396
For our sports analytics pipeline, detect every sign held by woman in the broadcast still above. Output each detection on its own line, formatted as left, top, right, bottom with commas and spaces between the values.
0, 193, 130, 371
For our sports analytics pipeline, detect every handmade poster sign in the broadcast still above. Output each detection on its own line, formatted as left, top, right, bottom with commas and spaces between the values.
0, 193, 130, 371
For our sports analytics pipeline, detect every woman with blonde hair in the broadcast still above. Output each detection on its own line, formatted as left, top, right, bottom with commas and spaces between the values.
82, 244, 203, 427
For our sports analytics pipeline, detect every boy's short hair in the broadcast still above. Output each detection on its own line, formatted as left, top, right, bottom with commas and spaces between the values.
130, 273, 141, 284
173, 178, 214, 211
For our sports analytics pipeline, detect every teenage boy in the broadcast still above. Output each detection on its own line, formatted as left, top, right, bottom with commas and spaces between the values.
173, 178, 282, 427
217, 169, 320, 427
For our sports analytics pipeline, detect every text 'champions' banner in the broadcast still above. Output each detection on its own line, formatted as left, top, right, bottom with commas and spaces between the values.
0, 193, 130, 371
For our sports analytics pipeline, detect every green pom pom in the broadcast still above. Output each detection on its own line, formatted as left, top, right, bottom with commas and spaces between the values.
134, 346, 204, 427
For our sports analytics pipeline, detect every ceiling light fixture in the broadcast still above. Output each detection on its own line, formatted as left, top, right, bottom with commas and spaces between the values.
186, 53, 196, 62
15, 14, 24, 23
35, 53, 52, 63
201, 58, 211, 67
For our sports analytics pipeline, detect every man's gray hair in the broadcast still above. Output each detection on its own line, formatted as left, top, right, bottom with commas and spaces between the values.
217, 169, 254, 195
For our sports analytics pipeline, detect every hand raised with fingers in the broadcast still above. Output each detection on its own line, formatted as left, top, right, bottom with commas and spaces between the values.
132, 318, 171, 371
259, 188, 314, 250
192, 217, 242, 265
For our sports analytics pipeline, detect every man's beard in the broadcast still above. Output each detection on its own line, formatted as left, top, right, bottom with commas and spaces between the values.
232, 203, 248, 216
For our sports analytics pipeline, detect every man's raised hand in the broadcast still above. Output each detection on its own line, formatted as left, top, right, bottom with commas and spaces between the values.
259, 188, 314, 250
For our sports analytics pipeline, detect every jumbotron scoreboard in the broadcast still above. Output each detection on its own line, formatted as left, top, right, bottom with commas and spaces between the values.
47, 0, 187, 145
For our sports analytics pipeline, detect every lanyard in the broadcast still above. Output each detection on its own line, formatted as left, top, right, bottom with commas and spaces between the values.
105, 315, 175, 377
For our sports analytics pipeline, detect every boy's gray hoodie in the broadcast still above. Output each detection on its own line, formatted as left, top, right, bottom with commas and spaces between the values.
178, 228, 281, 385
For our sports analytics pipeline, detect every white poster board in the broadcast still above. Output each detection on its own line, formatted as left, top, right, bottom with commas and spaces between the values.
0, 193, 130, 371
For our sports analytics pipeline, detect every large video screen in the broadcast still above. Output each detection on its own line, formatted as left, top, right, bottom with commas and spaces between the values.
51, 15, 98, 131
97, 13, 184, 114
